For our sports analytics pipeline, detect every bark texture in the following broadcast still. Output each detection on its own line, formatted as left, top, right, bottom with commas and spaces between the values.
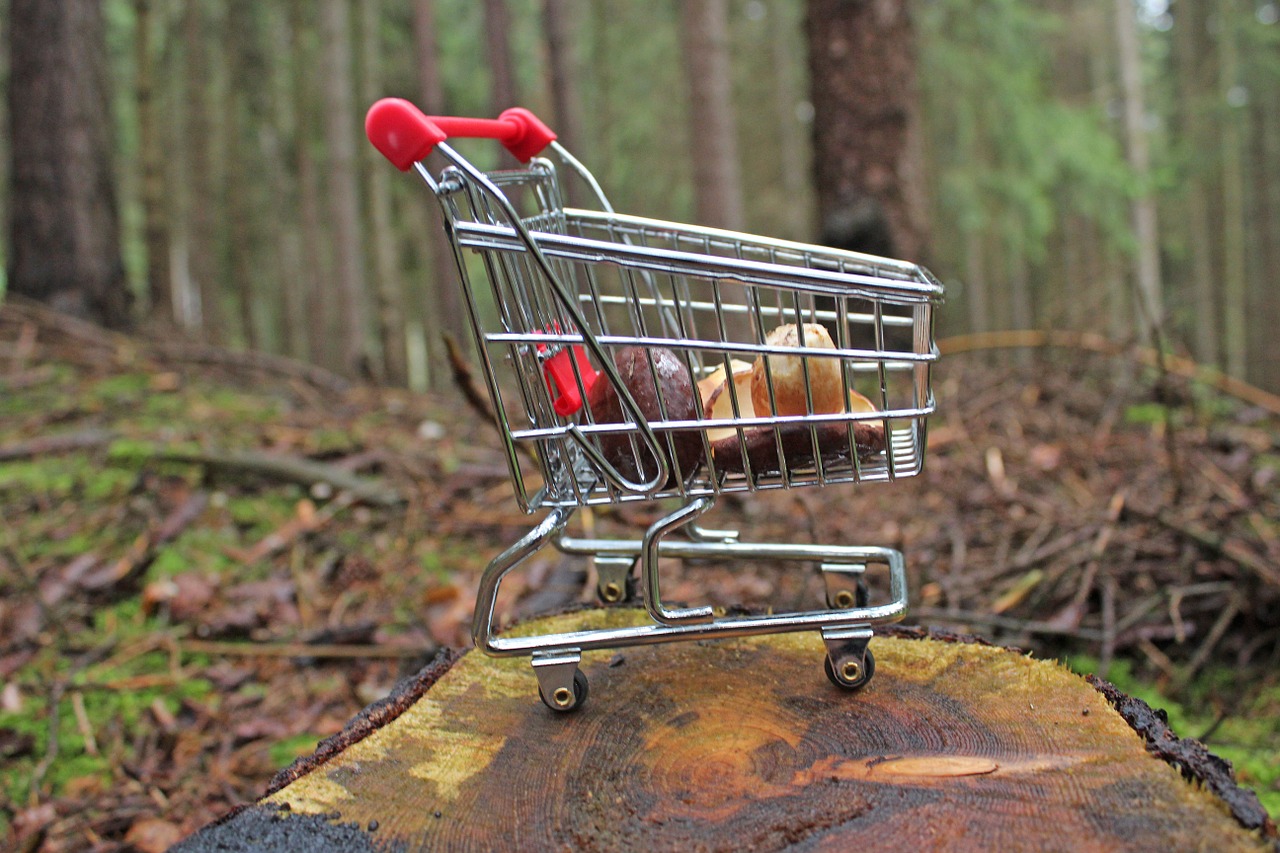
679, 0, 746, 231
8, 0, 132, 329
188, 609, 1276, 852
806, 0, 928, 261
320, 0, 370, 376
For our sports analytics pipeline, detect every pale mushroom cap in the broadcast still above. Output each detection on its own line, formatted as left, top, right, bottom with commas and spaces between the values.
751, 324, 844, 416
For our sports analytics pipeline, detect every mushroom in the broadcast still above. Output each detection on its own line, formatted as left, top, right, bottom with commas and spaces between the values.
751, 323, 845, 417
698, 328, 886, 475
585, 346, 704, 489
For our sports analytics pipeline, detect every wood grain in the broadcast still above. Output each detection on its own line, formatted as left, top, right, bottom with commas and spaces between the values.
258, 609, 1271, 852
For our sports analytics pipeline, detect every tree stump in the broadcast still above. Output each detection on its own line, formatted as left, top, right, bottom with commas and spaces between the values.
179, 609, 1276, 852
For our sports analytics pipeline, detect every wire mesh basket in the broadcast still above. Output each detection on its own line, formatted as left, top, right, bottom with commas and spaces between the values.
367, 99, 943, 712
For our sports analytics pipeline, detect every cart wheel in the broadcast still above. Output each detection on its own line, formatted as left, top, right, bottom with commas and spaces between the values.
539, 668, 589, 713
596, 573, 637, 605
824, 648, 875, 691
828, 578, 869, 610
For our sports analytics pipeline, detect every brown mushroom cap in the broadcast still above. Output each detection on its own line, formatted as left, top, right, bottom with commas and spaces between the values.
585, 346, 704, 489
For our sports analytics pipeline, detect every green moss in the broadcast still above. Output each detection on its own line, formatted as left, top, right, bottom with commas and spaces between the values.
269, 732, 321, 767
226, 493, 297, 537
1123, 402, 1168, 425
0, 457, 84, 496
147, 528, 240, 578
0, 668, 214, 804
83, 466, 136, 501
90, 373, 150, 403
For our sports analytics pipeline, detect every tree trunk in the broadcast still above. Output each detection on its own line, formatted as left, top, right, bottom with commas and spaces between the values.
1114, 0, 1164, 343
1218, 0, 1247, 380
483, 0, 519, 117
183, 0, 226, 344
263, 5, 309, 362
180, 610, 1277, 851
542, 0, 588, 205
678, 0, 746, 232
1250, 73, 1280, 392
769, 3, 812, 242
134, 0, 174, 332
320, 0, 371, 377
964, 229, 989, 335
806, 0, 928, 262
360, 0, 407, 385
7, 0, 132, 329
1173, 0, 1219, 366
224, 0, 261, 351
414, 0, 469, 386
288, 0, 332, 368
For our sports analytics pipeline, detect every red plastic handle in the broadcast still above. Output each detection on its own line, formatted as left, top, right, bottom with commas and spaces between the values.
365, 98, 556, 170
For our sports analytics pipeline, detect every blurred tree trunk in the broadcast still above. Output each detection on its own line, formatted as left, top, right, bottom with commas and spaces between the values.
1250, 76, 1280, 391
360, 0, 407, 385
678, 0, 745, 231
290, 0, 332, 368
134, 0, 174, 332
1173, 0, 1218, 366
414, 0, 467, 386
1114, 0, 1164, 342
1218, 0, 1247, 379
7, 0, 132, 329
770, 4, 811, 242
806, 0, 927, 261
183, 0, 225, 344
543, 0, 587, 205
225, 0, 261, 351
265, 6, 309, 361
321, 0, 371, 377
483, 0, 518, 115
413, 0, 446, 118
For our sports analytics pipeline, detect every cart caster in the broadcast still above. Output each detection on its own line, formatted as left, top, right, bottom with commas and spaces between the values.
594, 556, 636, 605
824, 647, 875, 691
532, 651, 588, 713
821, 626, 875, 692
539, 669, 589, 713
822, 562, 868, 610
826, 578, 869, 610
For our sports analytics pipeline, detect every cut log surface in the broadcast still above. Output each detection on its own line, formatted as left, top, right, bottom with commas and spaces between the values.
186, 610, 1274, 852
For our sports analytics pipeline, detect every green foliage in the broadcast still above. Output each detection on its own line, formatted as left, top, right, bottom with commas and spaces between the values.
1122, 401, 1168, 425
919, 0, 1135, 264
268, 732, 321, 767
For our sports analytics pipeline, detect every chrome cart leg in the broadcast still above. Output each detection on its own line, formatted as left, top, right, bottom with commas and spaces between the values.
532, 650, 589, 713
472, 506, 575, 656
643, 497, 716, 625
821, 562, 869, 610
821, 626, 876, 691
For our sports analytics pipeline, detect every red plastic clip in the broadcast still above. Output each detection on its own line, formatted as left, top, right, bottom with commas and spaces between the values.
537, 328, 598, 416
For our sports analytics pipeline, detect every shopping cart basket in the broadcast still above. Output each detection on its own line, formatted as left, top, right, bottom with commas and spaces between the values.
366, 98, 943, 712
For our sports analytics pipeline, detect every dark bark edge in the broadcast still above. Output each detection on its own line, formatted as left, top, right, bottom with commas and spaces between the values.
1087, 674, 1277, 844
262, 646, 463, 797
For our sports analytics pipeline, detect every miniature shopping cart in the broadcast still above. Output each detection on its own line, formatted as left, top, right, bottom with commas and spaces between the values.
367, 99, 943, 712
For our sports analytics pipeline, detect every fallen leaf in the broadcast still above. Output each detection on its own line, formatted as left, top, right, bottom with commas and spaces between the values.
124, 817, 185, 853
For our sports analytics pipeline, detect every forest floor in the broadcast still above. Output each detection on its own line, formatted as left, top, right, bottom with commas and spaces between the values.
2, 298, 1279, 852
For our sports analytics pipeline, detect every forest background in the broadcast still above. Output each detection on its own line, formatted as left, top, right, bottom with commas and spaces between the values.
3, 0, 1279, 393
